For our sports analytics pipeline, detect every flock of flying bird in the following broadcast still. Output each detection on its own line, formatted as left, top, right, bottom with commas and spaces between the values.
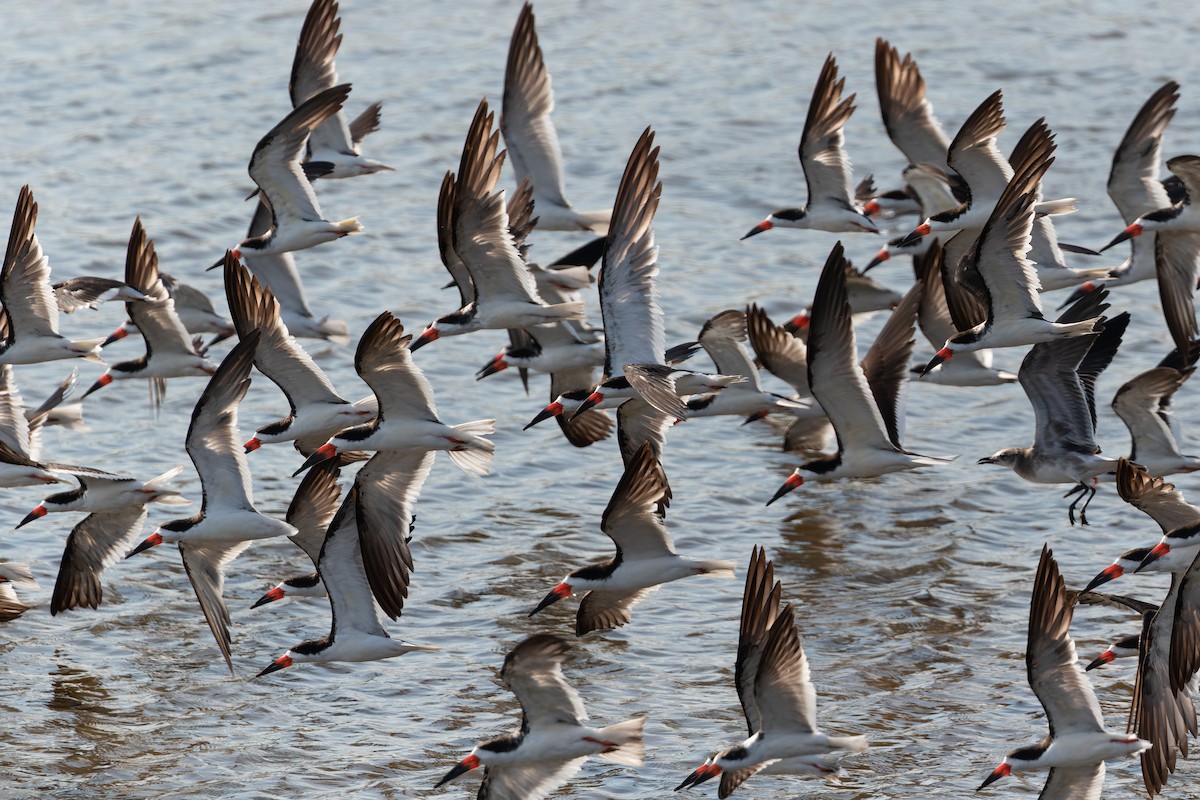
7, 1, 1200, 798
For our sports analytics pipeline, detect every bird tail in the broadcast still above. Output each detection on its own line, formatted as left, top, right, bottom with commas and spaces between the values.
332, 217, 364, 236
1055, 318, 1102, 338
144, 465, 191, 505
908, 453, 958, 467
1034, 197, 1077, 216
827, 734, 869, 753
446, 419, 496, 477
315, 315, 351, 346
70, 338, 107, 363
596, 716, 647, 766
538, 301, 587, 322
692, 559, 736, 577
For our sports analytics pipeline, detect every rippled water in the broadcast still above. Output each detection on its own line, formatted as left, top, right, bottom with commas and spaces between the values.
3, 1, 1200, 798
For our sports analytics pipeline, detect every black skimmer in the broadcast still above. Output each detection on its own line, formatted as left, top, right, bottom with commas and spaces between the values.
1098, 153, 1200, 357
911, 241, 1017, 385
0, 186, 104, 365
256, 484, 438, 677
17, 465, 186, 528
52, 276, 146, 313
742, 54, 878, 238
223, 254, 372, 455
251, 459, 343, 609
529, 442, 734, 634
222, 84, 363, 262
977, 545, 1150, 794
1111, 346, 1200, 477
126, 331, 297, 674
435, 634, 645, 797
918, 119, 1101, 376
500, 3, 610, 234
1100, 154, 1200, 249
240, 198, 349, 344
1063, 82, 1179, 300
681, 310, 814, 423
292, 313, 485, 617
676, 546, 866, 796
104, 273, 237, 351
409, 99, 585, 351
565, 128, 744, 424
82, 219, 216, 405
0, 562, 36, 621
767, 243, 951, 505
289, 0, 393, 179
294, 311, 495, 478
978, 290, 1128, 525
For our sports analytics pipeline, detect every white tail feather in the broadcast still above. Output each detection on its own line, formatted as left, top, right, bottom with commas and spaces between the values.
541, 301, 586, 322
596, 717, 646, 766
693, 559, 737, 577
827, 734, 869, 753
333, 217, 364, 235
446, 419, 496, 476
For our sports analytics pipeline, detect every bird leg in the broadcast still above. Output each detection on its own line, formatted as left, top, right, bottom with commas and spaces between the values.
1064, 482, 1094, 526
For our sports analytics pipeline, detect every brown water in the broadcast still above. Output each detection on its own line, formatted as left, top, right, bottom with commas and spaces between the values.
2, 1, 1199, 798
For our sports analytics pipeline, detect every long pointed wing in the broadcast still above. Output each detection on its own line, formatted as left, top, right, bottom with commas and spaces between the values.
1036, 764, 1105, 800
1020, 334, 1099, 454
1114, 458, 1200, 534
599, 128, 664, 373
806, 243, 894, 454
745, 304, 811, 396
453, 100, 544, 306
180, 540, 253, 675
959, 119, 1056, 323
186, 331, 260, 513
285, 458, 343, 566
1113, 368, 1192, 469
289, 0, 356, 159
575, 587, 657, 637
321, 486, 388, 637
736, 546, 782, 736
354, 312, 438, 423
615, 397, 670, 470
1108, 82, 1178, 223
874, 39, 949, 168
353, 449, 433, 620
51, 507, 147, 614
800, 54, 858, 210
698, 310, 762, 389
500, 3, 570, 209
861, 280, 922, 449
1027, 546, 1105, 737
0, 364, 33, 457
947, 91, 1011, 205
1154, 231, 1200, 359
754, 605, 819, 736
501, 634, 588, 728
477, 759, 588, 800
125, 219, 200, 357
248, 84, 349, 226
600, 442, 675, 559
1130, 592, 1192, 797
224, 257, 345, 412
2, 186, 62, 340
